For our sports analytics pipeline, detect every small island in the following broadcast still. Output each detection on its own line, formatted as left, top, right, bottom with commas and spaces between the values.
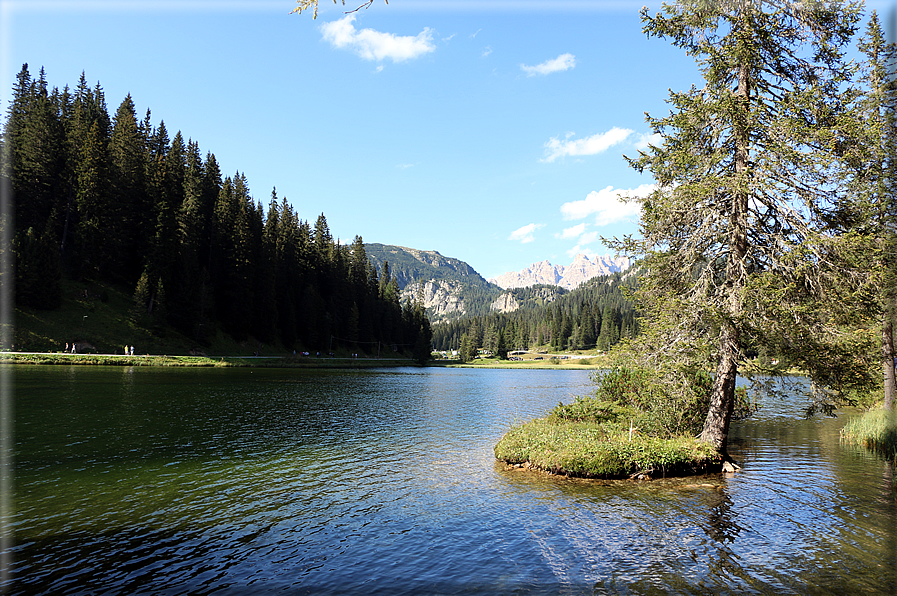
494, 367, 752, 479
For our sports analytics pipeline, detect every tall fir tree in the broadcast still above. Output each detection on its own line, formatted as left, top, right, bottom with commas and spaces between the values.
614, 0, 863, 457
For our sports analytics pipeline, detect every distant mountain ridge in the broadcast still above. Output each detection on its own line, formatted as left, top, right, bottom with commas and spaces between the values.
364, 244, 629, 323
488, 254, 630, 290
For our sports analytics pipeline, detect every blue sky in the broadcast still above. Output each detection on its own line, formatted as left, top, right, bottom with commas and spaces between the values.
2, 0, 894, 279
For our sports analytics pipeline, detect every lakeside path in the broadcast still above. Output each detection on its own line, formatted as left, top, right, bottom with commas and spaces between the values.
1, 352, 610, 369
0, 352, 419, 368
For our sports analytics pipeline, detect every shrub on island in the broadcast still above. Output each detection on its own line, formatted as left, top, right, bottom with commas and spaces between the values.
494, 366, 758, 479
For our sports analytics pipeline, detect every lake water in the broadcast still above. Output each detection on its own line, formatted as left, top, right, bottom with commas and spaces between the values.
7, 365, 897, 594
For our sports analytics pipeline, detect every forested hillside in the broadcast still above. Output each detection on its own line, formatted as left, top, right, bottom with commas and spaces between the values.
2, 65, 431, 360
431, 271, 639, 358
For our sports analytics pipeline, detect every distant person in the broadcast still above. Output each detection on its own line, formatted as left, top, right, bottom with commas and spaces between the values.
130, 346, 134, 356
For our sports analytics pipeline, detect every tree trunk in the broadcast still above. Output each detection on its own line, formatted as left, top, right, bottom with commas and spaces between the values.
701, 18, 750, 458
884, 308, 895, 409
702, 322, 739, 456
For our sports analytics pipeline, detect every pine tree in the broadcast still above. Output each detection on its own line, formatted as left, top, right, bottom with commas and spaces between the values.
843, 12, 897, 409
109, 94, 149, 282
8, 66, 65, 239
14, 227, 62, 310
615, 0, 862, 456
75, 120, 111, 277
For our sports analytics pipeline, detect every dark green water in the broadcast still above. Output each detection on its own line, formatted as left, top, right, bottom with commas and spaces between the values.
7, 365, 897, 594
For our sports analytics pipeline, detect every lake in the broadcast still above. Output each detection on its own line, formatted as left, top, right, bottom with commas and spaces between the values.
7, 365, 897, 594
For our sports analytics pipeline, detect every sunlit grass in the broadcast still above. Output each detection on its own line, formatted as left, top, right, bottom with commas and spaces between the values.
494, 402, 722, 479
841, 407, 897, 458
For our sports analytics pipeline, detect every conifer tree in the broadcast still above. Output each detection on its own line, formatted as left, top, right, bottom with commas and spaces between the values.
75, 120, 111, 277
109, 94, 149, 282
842, 12, 897, 409
615, 0, 862, 457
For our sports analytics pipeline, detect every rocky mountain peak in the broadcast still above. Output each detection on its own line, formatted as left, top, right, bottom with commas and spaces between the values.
488, 254, 629, 290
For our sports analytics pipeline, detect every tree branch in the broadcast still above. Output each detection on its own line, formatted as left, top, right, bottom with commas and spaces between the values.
291, 0, 387, 19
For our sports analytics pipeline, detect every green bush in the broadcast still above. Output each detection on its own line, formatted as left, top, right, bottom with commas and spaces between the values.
589, 366, 758, 436
547, 395, 634, 425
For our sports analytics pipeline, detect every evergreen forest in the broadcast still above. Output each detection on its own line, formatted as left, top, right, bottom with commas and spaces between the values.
1, 65, 432, 361
431, 273, 639, 360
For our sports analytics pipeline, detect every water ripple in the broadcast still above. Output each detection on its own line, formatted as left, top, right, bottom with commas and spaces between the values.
9, 367, 897, 594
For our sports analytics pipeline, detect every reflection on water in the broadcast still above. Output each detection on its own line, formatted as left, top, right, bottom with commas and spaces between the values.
9, 366, 897, 594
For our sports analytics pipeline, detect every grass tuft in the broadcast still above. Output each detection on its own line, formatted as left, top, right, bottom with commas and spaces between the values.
841, 407, 897, 458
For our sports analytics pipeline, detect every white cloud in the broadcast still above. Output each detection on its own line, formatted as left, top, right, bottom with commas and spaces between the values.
560, 183, 656, 225
634, 132, 662, 150
508, 223, 545, 244
556, 223, 587, 240
482, 45, 493, 57
321, 15, 435, 63
542, 127, 633, 162
578, 231, 599, 244
521, 52, 576, 77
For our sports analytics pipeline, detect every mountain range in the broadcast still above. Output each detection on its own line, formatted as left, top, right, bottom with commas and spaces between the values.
488, 254, 631, 290
365, 243, 631, 323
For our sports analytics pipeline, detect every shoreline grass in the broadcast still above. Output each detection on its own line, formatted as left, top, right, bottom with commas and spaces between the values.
840, 406, 897, 459
0, 352, 417, 369
432, 354, 609, 370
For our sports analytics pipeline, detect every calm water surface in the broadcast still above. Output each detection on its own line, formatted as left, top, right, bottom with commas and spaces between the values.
8, 365, 897, 594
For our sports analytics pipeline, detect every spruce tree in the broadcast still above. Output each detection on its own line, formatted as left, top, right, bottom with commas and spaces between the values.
615, 0, 861, 457
75, 120, 111, 277
842, 12, 897, 409
109, 94, 149, 282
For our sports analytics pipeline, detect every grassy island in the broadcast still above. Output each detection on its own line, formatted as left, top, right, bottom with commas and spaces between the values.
495, 367, 756, 479
495, 397, 723, 479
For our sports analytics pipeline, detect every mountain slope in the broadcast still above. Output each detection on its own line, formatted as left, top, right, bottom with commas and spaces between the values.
364, 244, 503, 321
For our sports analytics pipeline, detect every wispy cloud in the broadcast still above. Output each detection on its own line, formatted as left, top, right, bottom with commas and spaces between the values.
521, 52, 575, 76
560, 183, 655, 225
482, 45, 493, 57
542, 127, 632, 162
578, 231, 599, 244
508, 223, 545, 244
321, 14, 435, 62
556, 223, 587, 240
